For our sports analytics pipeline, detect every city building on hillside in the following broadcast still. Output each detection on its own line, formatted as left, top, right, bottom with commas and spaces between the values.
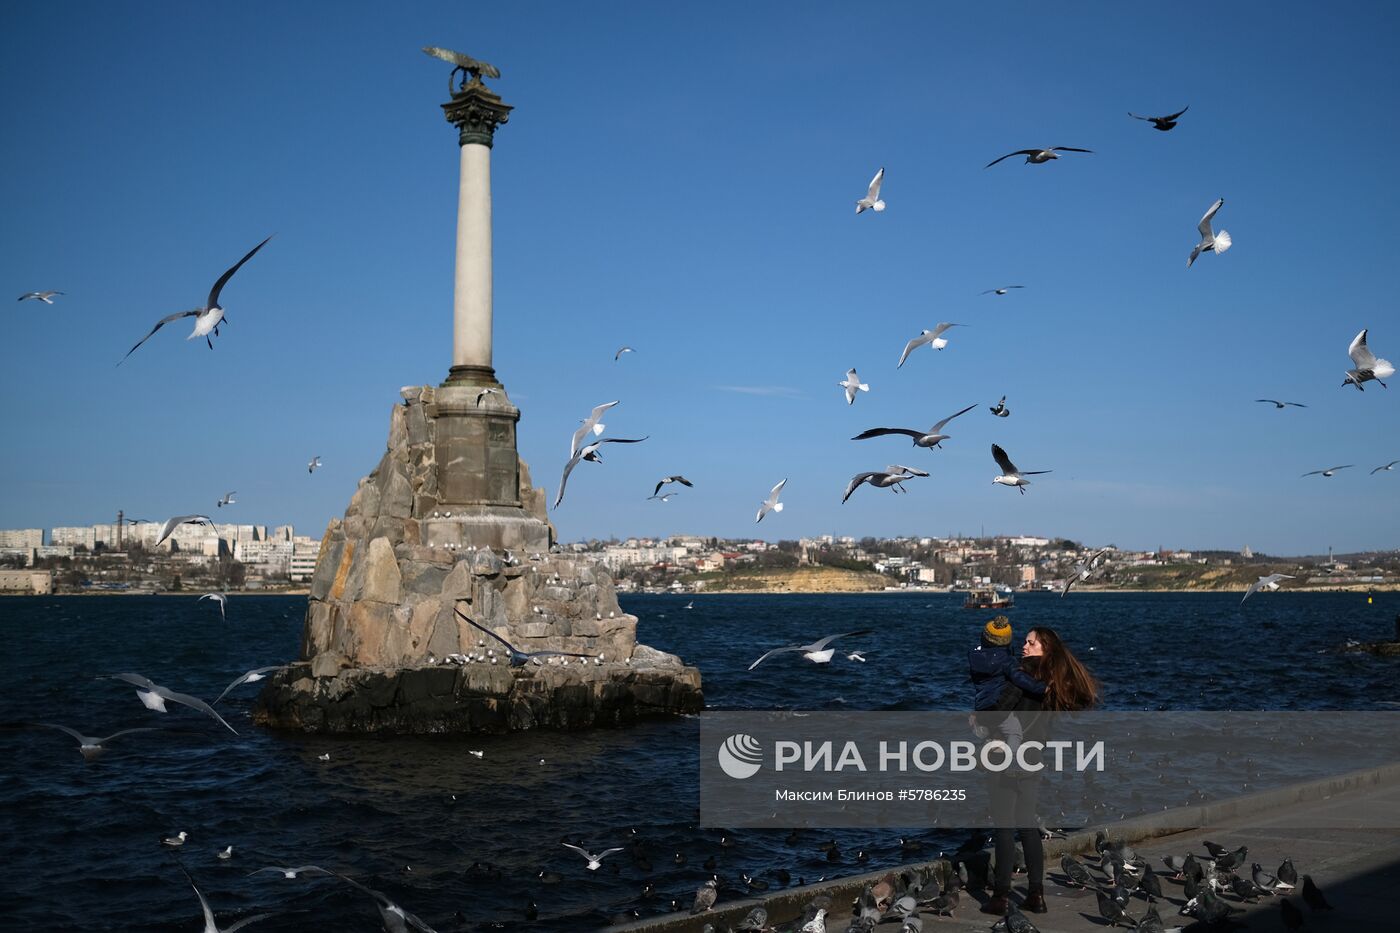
0, 529, 44, 548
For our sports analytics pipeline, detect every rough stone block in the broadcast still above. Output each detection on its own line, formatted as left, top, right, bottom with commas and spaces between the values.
329, 540, 356, 601
361, 537, 401, 604
387, 403, 407, 452
311, 651, 348, 678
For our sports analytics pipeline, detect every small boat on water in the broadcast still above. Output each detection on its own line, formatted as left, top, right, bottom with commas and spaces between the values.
963, 587, 1014, 610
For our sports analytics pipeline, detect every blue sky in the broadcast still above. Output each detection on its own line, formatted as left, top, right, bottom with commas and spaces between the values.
1, 2, 1396, 554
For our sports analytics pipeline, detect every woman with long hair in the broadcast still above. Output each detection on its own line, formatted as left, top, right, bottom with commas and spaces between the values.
980, 625, 1098, 917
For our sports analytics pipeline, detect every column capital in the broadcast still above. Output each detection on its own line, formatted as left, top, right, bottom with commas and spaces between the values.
441, 79, 513, 148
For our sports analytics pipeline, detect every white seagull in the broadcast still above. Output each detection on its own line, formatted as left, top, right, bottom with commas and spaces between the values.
455, 608, 597, 667
897, 323, 964, 368
183, 866, 274, 933
755, 478, 787, 523
570, 400, 620, 456
200, 593, 227, 621
474, 387, 499, 406
749, 630, 873, 670
653, 475, 694, 497
985, 147, 1092, 168
855, 167, 885, 214
111, 672, 239, 735
842, 465, 929, 503
1302, 465, 1353, 477
1061, 547, 1112, 598
1371, 460, 1400, 475
614, 346, 635, 361
337, 873, 439, 933
18, 291, 64, 304
981, 286, 1024, 296
561, 843, 625, 871
308, 456, 322, 474
989, 396, 1010, 417
839, 368, 870, 405
1343, 329, 1394, 390
991, 443, 1051, 494
554, 436, 649, 508
1241, 573, 1295, 604
32, 722, 158, 761
119, 235, 273, 363
250, 866, 333, 880
1187, 198, 1231, 267
216, 491, 236, 508
647, 492, 677, 502
851, 403, 976, 449
213, 666, 284, 704
1255, 399, 1305, 409
155, 514, 215, 547
163, 831, 189, 847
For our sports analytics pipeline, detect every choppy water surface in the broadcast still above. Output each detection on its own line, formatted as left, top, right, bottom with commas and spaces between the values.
1, 591, 1397, 930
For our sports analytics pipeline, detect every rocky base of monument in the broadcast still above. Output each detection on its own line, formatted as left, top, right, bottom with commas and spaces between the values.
255, 385, 703, 734
1336, 640, 1400, 657
252, 647, 703, 734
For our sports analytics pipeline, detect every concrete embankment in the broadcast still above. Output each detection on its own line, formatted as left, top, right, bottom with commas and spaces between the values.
608, 761, 1400, 932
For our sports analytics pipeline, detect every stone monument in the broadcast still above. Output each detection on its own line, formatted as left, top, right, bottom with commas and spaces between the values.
254, 50, 702, 734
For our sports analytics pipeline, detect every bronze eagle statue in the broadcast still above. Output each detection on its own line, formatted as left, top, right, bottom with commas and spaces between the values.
422, 46, 501, 88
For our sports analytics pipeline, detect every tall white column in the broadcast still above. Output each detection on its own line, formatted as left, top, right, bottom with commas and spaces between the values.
453, 143, 493, 371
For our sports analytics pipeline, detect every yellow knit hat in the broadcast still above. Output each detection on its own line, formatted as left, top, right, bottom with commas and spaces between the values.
983, 615, 1012, 646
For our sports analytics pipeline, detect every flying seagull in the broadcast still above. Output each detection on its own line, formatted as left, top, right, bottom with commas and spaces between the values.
1371, 460, 1400, 474
1242, 574, 1295, 604
111, 672, 239, 735
991, 443, 1051, 494
454, 608, 595, 667
182, 866, 275, 933
1255, 399, 1305, 409
216, 491, 236, 508
614, 346, 634, 361
1062, 547, 1112, 598
647, 492, 677, 502
200, 592, 227, 621
855, 167, 885, 214
653, 475, 694, 497
155, 514, 215, 547
119, 235, 273, 363
1302, 465, 1353, 477
1129, 105, 1189, 131
1187, 198, 1231, 267
554, 436, 649, 508
985, 147, 1092, 168
749, 630, 873, 670
570, 400, 620, 457
756, 478, 787, 523
308, 456, 322, 474
250, 866, 332, 880
214, 666, 284, 704
562, 843, 625, 871
989, 396, 1010, 417
18, 291, 63, 304
474, 387, 498, 406
1343, 329, 1393, 390
31, 722, 158, 761
897, 323, 964, 368
336, 872, 440, 933
842, 466, 929, 503
839, 368, 870, 405
981, 286, 1024, 296
852, 403, 977, 449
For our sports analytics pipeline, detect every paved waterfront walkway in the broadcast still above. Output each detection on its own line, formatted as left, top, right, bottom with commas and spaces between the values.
610, 764, 1400, 932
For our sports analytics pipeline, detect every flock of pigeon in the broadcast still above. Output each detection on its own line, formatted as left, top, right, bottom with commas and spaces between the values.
678, 828, 1338, 933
